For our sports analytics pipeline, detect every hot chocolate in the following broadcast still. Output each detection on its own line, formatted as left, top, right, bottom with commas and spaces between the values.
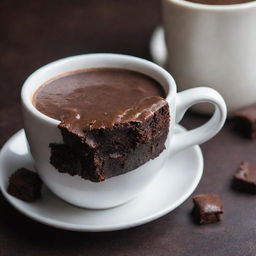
34, 68, 165, 133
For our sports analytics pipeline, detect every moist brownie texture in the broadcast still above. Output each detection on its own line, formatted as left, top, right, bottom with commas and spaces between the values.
192, 194, 223, 225
232, 161, 256, 193
7, 168, 43, 202
50, 96, 170, 182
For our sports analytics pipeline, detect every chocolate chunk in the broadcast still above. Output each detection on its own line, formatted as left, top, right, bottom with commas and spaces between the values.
7, 168, 43, 202
50, 99, 170, 182
234, 104, 256, 139
192, 194, 223, 225
232, 162, 256, 193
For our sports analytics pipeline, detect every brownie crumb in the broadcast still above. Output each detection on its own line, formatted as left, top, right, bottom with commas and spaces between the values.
7, 168, 43, 202
232, 162, 256, 193
233, 105, 256, 139
192, 194, 223, 225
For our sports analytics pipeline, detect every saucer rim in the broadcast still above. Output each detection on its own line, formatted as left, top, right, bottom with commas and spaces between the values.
0, 127, 203, 232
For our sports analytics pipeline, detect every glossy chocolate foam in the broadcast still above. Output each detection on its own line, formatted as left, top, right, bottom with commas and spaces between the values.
33, 68, 166, 133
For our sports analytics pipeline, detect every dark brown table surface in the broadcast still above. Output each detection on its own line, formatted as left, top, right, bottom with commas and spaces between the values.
1, 1, 256, 255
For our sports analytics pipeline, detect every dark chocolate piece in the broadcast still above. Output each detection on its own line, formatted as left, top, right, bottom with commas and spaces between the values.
232, 162, 256, 193
50, 97, 169, 182
7, 168, 43, 202
234, 104, 256, 139
192, 194, 223, 225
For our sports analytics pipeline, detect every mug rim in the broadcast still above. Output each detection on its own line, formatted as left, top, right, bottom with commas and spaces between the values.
21, 53, 176, 126
164, 0, 256, 11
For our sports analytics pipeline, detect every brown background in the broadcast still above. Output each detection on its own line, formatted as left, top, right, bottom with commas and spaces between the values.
1, 1, 256, 255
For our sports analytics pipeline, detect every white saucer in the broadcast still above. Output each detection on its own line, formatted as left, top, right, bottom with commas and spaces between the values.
149, 26, 166, 67
0, 126, 203, 232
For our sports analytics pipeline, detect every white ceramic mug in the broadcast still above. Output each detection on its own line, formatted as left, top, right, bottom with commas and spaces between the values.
21, 54, 226, 209
162, 0, 256, 114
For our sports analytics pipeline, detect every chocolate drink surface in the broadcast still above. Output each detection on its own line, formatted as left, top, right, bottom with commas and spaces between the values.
34, 68, 165, 132
33, 68, 170, 182
186, 0, 254, 4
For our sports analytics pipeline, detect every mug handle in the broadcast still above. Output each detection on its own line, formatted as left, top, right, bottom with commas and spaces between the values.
170, 87, 227, 154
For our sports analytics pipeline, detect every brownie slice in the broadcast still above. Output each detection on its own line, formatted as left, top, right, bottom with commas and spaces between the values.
50, 96, 169, 182
7, 168, 43, 202
234, 104, 256, 139
232, 161, 256, 193
192, 194, 223, 225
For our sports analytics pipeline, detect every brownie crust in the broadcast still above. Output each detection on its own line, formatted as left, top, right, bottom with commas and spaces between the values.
50, 99, 169, 182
